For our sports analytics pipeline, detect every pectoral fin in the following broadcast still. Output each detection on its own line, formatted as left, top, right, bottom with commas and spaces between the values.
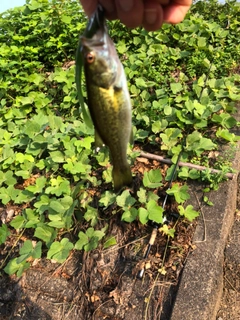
129, 128, 134, 145
95, 129, 105, 151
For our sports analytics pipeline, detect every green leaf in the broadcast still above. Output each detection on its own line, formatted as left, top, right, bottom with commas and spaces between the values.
92, 230, 105, 241
61, 15, 71, 24
19, 240, 33, 255
17, 240, 42, 263
170, 83, 183, 94
178, 205, 199, 222
34, 195, 50, 214
152, 119, 168, 133
26, 176, 46, 193
143, 169, 162, 188
86, 227, 95, 238
147, 191, 159, 202
160, 224, 175, 238
116, 190, 136, 210
186, 131, 216, 156
197, 37, 206, 48
136, 78, 147, 88
34, 224, 57, 247
166, 184, 190, 204
147, 200, 163, 224
49, 151, 65, 163
10, 216, 25, 229
47, 217, 65, 229
0, 187, 11, 205
160, 128, 182, 150
84, 237, 99, 252
212, 113, 237, 129
84, 206, 98, 227
75, 227, 106, 252
15, 170, 31, 179
216, 129, 239, 143
203, 196, 214, 206
75, 231, 89, 250
121, 208, 138, 223
138, 207, 149, 225
49, 200, 65, 214
0, 171, 17, 186
47, 238, 74, 263
75, 136, 94, 150
28, 0, 43, 10
99, 191, 116, 207
137, 188, 147, 204
24, 121, 41, 138
117, 40, 127, 54
24, 208, 40, 227
103, 236, 117, 249
0, 224, 10, 244
102, 167, 112, 182
4, 258, 30, 277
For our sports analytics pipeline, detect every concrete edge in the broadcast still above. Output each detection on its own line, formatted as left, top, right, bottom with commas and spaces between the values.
170, 141, 240, 320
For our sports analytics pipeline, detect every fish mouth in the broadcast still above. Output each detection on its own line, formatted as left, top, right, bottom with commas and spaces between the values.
81, 5, 117, 59
83, 4, 105, 39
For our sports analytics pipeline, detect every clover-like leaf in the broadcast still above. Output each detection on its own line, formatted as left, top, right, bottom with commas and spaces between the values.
116, 190, 136, 210
47, 238, 74, 263
166, 184, 190, 204
0, 224, 10, 244
178, 205, 199, 222
143, 169, 163, 188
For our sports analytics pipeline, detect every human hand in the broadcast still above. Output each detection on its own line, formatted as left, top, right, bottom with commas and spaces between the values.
80, 0, 192, 31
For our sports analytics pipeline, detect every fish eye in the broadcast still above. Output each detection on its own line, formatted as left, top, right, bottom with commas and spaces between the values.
86, 52, 95, 64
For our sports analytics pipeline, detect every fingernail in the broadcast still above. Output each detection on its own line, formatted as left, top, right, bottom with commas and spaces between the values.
145, 8, 158, 25
119, 0, 134, 12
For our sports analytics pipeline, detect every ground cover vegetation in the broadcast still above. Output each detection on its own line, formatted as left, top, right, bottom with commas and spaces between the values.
0, 0, 239, 276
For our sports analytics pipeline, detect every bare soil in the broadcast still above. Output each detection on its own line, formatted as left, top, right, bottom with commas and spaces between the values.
0, 219, 195, 320
0, 156, 197, 320
0, 146, 239, 320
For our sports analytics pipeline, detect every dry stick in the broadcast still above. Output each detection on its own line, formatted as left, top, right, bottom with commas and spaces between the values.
193, 190, 207, 243
224, 275, 238, 292
0, 229, 26, 270
139, 151, 236, 179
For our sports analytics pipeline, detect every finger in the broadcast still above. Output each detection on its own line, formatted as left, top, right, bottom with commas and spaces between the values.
143, 1, 164, 31
163, 0, 192, 24
115, 0, 144, 28
99, 0, 118, 20
80, 0, 97, 16
155, 0, 170, 5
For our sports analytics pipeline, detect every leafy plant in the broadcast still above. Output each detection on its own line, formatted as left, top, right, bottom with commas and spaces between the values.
0, 0, 239, 276
0, 225, 10, 244
47, 238, 74, 263
75, 227, 106, 252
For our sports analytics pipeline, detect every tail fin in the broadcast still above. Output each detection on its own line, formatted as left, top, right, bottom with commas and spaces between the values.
112, 163, 132, 192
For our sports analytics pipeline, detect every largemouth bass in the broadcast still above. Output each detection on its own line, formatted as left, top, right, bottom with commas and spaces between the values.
78, 6, 132, 192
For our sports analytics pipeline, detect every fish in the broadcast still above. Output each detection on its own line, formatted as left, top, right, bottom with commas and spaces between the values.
76, 6, 132, 192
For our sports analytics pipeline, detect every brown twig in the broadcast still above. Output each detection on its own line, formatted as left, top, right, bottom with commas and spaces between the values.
139, 151, 236, 179
193, 191, 207, 243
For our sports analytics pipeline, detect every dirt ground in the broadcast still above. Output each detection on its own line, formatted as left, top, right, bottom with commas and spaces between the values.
0, 157, 239, 320
0, 198, 195, 320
